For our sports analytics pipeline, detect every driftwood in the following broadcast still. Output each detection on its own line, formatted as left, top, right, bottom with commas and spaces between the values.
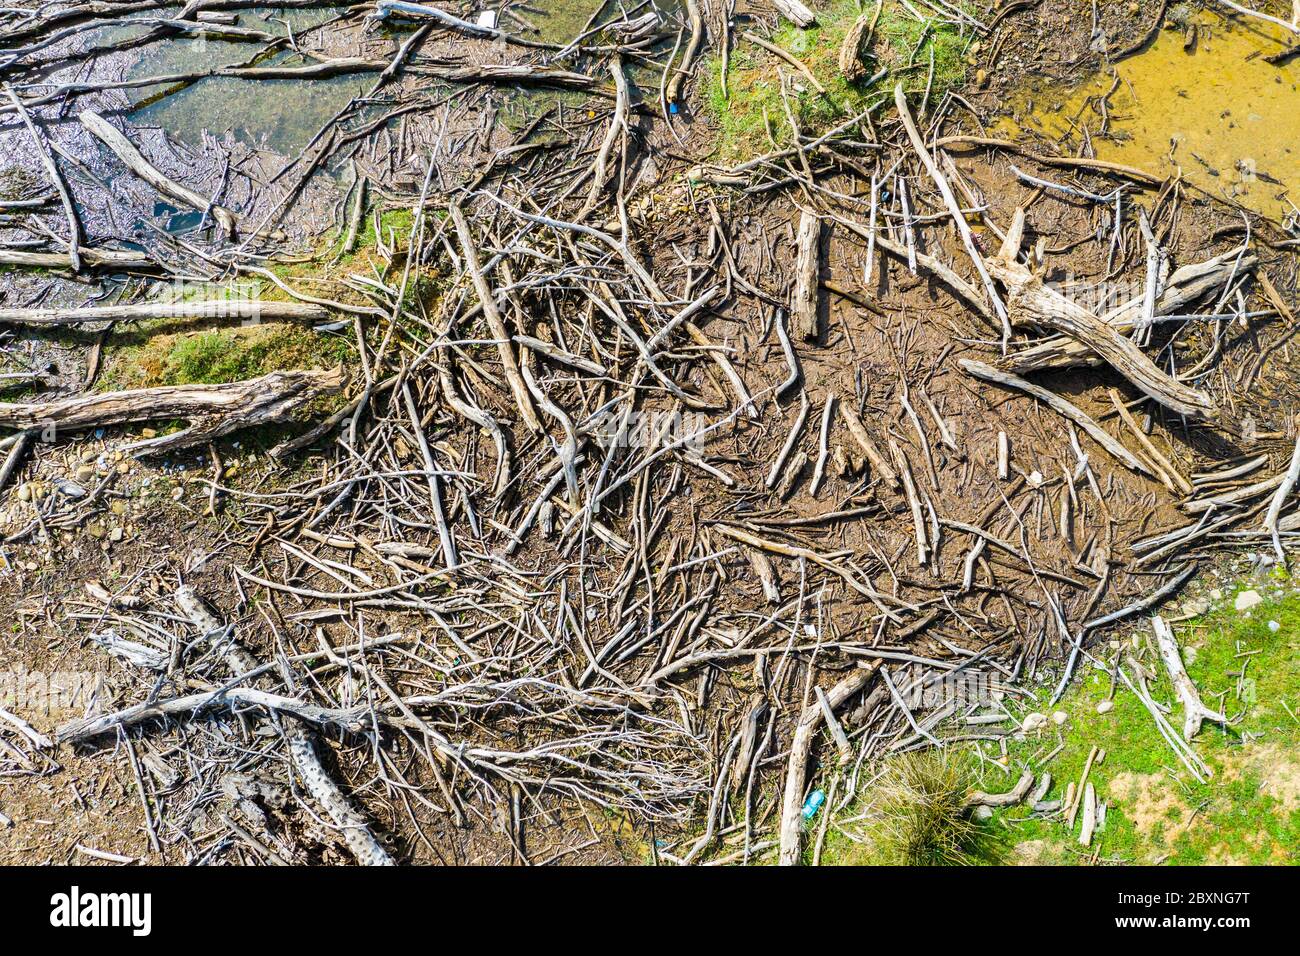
80, 110, 242, 237
791, 210, 822, 340
773, 0, 817, 28
173, 587, 394, 866
0, 368, 344, 452
966, 769, 1035, 808
991, 210, 1217, 420
0, 299, 327, 326
778, 666, 878, 865
1151, 615, 1227, 740
958, 359, 1153, 477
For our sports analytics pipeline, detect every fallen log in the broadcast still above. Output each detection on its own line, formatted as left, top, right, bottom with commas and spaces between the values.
991, 210, 1217, 420
778, 665, 879, 865
958, 358, 1154, 477
774, 0, 817, 27
0, 246, 157, 271
0, 298, 327, 326
175, 587, 394, 866
0, 367, 344, 453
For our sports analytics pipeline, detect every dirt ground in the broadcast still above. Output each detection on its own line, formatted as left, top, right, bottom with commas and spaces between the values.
1, 0, 1297, 865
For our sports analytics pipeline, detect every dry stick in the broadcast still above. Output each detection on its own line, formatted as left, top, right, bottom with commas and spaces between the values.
448, 203, 542, 433
173, 587, 394, 865
580, 57, 629, 218
4, 84, 79, 271
740, 31, 827, 94
683, 322, 758, 418
1108, 388, 1192, 494
1263, 426, 1300, 564
810, 394, 834, 495
402, 383, 458, 569
791, 210, 822, 340
894, 83, 1010, 344
79, 110, 240, 237
958, 359, 1154, 477
1152, 615, 1227, 741
837, 401, 898, 487
778, 665, 878, 865
0, 299, 327, 326
665, 0, 703, 102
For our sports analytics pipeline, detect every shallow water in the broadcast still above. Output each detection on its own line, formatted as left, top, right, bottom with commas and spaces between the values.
1002, 12, 1299, 223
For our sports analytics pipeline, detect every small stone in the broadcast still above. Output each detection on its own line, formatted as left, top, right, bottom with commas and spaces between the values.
1021, 712, 1048, 732
108, 528, 123, 543
1051, 710, 1068, 726
1027, 470, 1044, 488
972, 805, 993, 821
110, 500, 127, 516
1235, 589, 1263, 612
1184, 646, 1198, 665
171, 485, 184, 500
1209, 588, 1222, 601
1182, 597, 1209, 616
74, 464, 95, 483
16, 483, 32, 502
1268, 620, 1281, 633
86, 521, 106, 539
141, 427, 158, 439
1096, 700, 1114, 714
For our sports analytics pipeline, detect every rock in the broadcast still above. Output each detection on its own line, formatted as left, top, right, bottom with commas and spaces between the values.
74, 464, 95, 483
85, 521, 105, 539
972, 805, 993, 821
1096, 700, 1114, 715
1051, 710, 1068, 726
1268, 620, 1281, 633
108, 528, 123, 543
1184, 646, 1198, 665
1182, 597, 1209, 616
141, 427, 157, 439
1234, 589, 1263, 612
1022, 712, 1048, 732
1209, 588, 1223, 601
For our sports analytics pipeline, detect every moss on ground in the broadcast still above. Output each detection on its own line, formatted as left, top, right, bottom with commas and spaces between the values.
819, 570, 1300, 865
701, 0, 972, 162
99, 322, 352, 390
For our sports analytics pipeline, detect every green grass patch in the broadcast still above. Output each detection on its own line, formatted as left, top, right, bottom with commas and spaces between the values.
981, 580, 1300, 865
701, 0, 972, 162
99, 322, 352, 390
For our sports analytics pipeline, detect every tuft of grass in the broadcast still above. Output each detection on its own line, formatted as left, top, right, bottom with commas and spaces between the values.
821, 749, 999, 865
873, 750, 984, 865
701, 0, 971, 161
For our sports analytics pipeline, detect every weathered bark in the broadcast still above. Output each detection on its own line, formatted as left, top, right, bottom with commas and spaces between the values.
773, 0, 816, 27
0, 367, 344, 453
791, 210, 822, 340
838, 10, 876, 80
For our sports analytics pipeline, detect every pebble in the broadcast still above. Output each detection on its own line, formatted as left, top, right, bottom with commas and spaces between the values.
74, 464, 95, 483
1235, 589, 1263, 612
1022, 712, 1048, 732
1268, 620, 1281, 633
1096, 700, 1114, 715
1051, 710, 1068, 726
